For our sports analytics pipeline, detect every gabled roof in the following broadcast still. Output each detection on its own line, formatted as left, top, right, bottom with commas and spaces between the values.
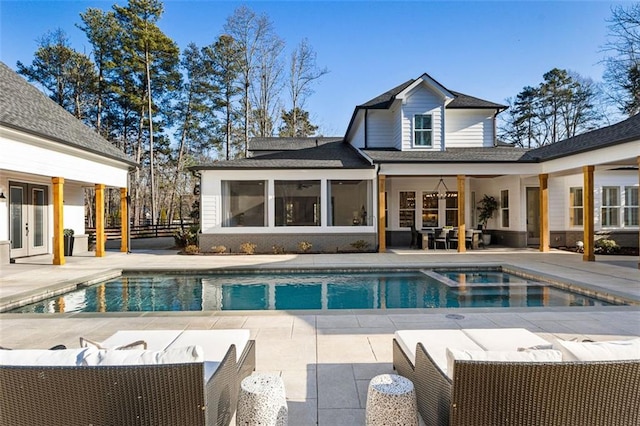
345, 73, 507, 138
0, 61, 135, 166
362, 146, 532, 163
192, 139, 373, 170
250, 137, 343, 152
527, 113, 640, 161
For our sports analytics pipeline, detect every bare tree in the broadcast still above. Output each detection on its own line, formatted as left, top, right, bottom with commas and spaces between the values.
285, 38, 329, 136
224, 6, 282, 156
602, 3, 640, 116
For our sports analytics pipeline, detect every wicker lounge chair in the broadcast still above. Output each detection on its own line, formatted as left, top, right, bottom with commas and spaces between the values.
393, 329, 640, 426
0, 330, 256, 426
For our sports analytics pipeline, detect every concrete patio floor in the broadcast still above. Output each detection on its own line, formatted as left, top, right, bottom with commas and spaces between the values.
1, 247, 639, 425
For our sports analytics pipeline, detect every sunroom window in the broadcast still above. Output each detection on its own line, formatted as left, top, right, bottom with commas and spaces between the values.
414, 114, 432, 147
328, 180, 372, 226
222, 180, 266, 227
275, 180, 321, 226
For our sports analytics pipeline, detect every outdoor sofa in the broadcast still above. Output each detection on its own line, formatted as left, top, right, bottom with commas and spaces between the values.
0, 329, 255, 426
393, 328, 640, 426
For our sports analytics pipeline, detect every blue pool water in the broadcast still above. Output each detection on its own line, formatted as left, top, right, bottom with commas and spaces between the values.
10, 270, 618, 313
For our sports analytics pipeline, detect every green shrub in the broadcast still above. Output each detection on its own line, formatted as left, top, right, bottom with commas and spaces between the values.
350, 240, 370, 251
210, 245, 227, 254
173, 225, 199, 248
240, 242, 257, 254
297, 241, 312, 253
594, 239, 620, 254
63, 228, 75, 237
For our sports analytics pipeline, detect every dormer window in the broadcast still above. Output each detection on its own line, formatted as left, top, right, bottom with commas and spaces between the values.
414, 114, 432, 147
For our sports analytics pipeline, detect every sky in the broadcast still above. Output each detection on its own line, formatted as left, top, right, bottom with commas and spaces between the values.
0, 0, 623, 136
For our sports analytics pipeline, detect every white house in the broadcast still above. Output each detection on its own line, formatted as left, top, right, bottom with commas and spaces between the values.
0, 62, 136, 265
193, 72, 639, 260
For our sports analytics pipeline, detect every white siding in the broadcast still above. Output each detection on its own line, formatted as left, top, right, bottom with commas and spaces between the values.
400, 85, 443, 151
366, 109, 394, 148
349, 116, 365, 148
445, 109, 494, 147
393, 106, 402, 150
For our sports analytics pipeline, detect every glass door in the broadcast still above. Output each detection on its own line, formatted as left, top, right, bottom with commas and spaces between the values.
9, 182, 49, 258
526, 187, 540, 246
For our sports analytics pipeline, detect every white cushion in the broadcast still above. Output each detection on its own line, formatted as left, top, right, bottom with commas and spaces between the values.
446, 348, 563, 379
554, 338, 640, 361
83, 345, 204, 366
169, 329, 251, 363
0, 348, 93, 366
462, 328, 551, 351
100, 330, 183, 350
394, 330, 483, 376
80, 337, 147, 350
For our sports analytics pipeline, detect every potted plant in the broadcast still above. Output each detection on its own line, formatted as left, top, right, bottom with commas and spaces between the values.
63, 228, 75, 256
477, 195, 498, 245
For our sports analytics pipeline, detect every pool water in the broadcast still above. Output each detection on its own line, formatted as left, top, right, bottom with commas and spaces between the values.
10, 270, 617, 313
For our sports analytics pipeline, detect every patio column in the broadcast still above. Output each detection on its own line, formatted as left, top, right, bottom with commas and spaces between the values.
539, 174, 549, 252
95, 183, 105, 257
378, 174, 386, 253
583, 166, 595, 261
52, 177, 65, 265
120, 187, 128, 253
457, 175, 466, 253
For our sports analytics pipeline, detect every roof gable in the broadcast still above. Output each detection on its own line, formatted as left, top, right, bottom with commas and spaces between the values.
0, 61, 135, 166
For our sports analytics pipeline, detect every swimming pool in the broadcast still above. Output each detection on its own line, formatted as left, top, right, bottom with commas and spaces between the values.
10, 269, 619, 313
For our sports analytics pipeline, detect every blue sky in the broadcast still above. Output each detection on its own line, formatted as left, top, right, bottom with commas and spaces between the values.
0, 0, 621, 135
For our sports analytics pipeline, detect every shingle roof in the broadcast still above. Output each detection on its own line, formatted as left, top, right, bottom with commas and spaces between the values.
527, 113, 640, 161
192, 140, 373, 170
362, 147, 532, 163
0, 61, 135, 166
448, 91, 508, 110
359, 80, 415, 109
249, 137, 343, 151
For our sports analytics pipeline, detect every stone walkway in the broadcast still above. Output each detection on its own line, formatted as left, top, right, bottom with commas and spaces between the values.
0, 248, 639, 425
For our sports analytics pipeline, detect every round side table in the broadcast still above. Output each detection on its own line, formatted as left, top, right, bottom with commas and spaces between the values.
237, 373, 288, 426
365, 373, 418, 426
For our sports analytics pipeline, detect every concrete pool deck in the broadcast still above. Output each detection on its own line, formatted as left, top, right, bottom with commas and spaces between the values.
1, 248, 639, 425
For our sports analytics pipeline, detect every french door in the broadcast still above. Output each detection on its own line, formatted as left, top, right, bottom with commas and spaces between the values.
526, 187, 540, 246
9, 182, 49, 258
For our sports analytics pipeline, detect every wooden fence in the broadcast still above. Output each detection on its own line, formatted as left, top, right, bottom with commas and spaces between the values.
86, 223, 194, 240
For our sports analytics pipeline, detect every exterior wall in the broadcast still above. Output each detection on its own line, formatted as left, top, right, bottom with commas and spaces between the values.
200, 232, 376, 254
366, 109, 394, 148
349, 116, 365, 149
400, 85, 443, 151
445, 109, 494, 147
392, 106, 402, 150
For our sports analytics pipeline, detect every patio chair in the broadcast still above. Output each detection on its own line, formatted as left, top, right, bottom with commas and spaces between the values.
392, 329, 640, 426
450, 229, 459, 249
410, 225, 421, 249
465, 229, 473, 249
434, 229, 449, 250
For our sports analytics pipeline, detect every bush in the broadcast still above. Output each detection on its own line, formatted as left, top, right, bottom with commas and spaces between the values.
594, 239, 620, 254
350, 239, 370, 251
297, 241, 312, 253
240, 242, 257, 254
63, 228, 75, 237
272, 244, 285, 254
173, 225, 199, 248
183, 244, 200, 255
210, 245, 227, 254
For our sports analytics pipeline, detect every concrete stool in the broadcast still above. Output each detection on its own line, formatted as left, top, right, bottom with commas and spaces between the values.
237, 373, 288, 426
366, 374, 418, 426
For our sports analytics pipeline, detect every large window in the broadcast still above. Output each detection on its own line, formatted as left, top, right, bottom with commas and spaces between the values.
399, 191, 416, 228
414, 114, 432, 147
275, 180, 321, 226
501, 190, 509, 228
601, 186, 620, 227
328, 180, 371, 226
222, 181, 266, 227
422, 192, 438, 227
624, 186, 639, 226
445, 192, 458, 227
569, 187, 583, 227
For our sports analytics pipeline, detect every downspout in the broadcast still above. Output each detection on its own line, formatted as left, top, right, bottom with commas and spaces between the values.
493, 109, 499, 146
364, 109, 369, 149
